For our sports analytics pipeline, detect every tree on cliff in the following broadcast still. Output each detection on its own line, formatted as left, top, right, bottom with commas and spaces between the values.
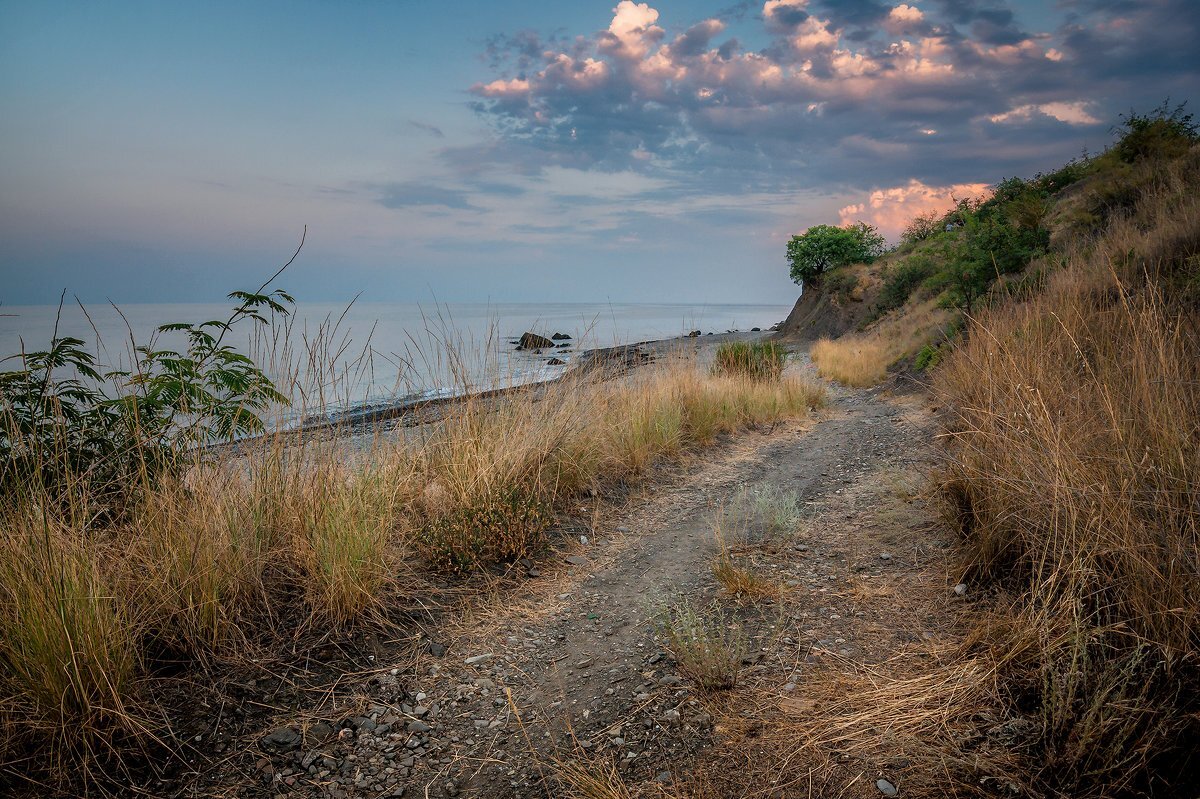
787, 222, 886, 287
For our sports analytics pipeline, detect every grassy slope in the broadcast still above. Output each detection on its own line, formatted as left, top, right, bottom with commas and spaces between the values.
806, 126, 1200, 795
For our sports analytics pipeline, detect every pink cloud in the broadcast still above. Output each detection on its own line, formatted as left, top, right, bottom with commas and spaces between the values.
839, 179, 992, 239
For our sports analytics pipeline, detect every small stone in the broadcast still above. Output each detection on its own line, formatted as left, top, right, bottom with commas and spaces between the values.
407, 721, 432, 733
660, 709, 681, 726
876, 778, 898, 796
879, 553, 892, 561
260, 726, 302, 753
655, 771, 673, 784
464, 654, 494, 665
616, 526, 630, 533
564, 555, 588, 566
953, 583, 968, 596
527, 568, 541, 578
658, 675, 683, 686
426, 641, 448, 657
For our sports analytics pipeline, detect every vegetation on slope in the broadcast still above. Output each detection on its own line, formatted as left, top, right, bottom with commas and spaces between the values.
799, 102, 1200, 796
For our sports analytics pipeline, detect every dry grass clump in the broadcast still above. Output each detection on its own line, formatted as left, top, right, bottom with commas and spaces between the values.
711, 553, 780, 601
810, 336, 888, 387
0, 353, 824, 782
555, 757, 633, 799
655, 598, 748, 692
810, 298, 950, 387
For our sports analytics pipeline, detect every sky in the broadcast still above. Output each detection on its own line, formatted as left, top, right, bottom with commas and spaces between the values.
1, 0, 1197, 305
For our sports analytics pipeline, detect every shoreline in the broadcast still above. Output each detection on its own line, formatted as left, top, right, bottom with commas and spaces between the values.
218, 328, 779, 453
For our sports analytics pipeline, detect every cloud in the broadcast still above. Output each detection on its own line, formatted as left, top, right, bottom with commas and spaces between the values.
461, 0, 1197, 239
409, 120, 445, 138
990, 100, 1101, 125
839, 179, 992, 238
377, 183, 479, 211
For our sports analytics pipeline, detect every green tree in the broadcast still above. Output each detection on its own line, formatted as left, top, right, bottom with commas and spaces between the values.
787, 222, 886, 287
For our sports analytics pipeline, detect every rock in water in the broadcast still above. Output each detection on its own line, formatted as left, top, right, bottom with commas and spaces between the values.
518, 332, 554, 350
551, 332, 572, 340
547, 357, 566, 365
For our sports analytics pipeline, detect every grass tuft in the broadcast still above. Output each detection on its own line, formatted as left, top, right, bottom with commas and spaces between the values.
711, 341, 787, 381
656, 598, 748, 692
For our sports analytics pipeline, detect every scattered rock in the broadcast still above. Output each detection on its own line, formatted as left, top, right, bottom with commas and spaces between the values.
260, 726, 302, 753
464, 654, 494, 665
879, 552, 892, 561
547, 357, 566, 365
425, 640, 448, 657
564, 555, 588, 566
407, 721, 432, 733
876, 778, 898, 796
954, 583, 968, 596
551, 332, 572, 340
687, 330, 701, 337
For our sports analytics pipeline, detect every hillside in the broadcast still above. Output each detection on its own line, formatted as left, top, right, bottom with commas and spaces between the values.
777, 105, 1200, 797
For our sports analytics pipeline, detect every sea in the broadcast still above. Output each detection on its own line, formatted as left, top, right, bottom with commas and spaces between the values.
0, 301, 792, 428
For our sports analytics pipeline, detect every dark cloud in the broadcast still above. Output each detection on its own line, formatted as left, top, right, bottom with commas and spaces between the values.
467, 0, 1199, 198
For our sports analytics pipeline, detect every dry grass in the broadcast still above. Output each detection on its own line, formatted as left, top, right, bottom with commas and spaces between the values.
810, 298, 950, 387
0, 350, 825, 783
795, 145, 1200, 797
555, 757, 634, 799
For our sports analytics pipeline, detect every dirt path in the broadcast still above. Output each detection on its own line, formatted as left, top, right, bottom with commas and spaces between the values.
238, 361, 956, 799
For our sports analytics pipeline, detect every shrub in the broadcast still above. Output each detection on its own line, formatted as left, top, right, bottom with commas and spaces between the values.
900, 211, 942, 245
823, 268, 859, 300
421, 485, 550, 571
877, 258, 937, 313
711, 342, 786, 381
913, 343, 942, 372
656, 599, 747, 692
0, 289, 292, 512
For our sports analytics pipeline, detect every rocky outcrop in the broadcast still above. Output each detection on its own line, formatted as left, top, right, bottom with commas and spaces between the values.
517, 332, 555, 350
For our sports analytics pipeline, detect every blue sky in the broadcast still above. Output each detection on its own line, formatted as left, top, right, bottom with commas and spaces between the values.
1, 0, 1197, 305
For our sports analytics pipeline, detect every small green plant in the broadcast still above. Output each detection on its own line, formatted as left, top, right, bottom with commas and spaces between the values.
914, 343, 942, 372
655, 598, 747, 691
877, 257, 937, 313
421, 485, 550, 570
712, 341, 786, 381
823, 268, 859, 300
0, 283, 294, 510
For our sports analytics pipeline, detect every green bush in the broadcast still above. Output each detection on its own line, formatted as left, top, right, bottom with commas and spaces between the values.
877, 258, 937, 313
914, 344, 943, 372
0, 289, 292, 510
711, 342, 786, 381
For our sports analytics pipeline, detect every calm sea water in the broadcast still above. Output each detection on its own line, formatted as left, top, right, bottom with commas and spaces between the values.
0, 301, 791, 423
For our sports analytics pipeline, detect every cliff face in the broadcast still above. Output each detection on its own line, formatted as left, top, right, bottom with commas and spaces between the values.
773, 281, 875, 342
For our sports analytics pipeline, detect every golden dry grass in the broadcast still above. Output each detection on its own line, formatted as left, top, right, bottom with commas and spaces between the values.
810, 298, 950, 387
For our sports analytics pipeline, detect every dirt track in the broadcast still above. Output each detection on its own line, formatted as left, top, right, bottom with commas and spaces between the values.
191, 355, 959, 799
